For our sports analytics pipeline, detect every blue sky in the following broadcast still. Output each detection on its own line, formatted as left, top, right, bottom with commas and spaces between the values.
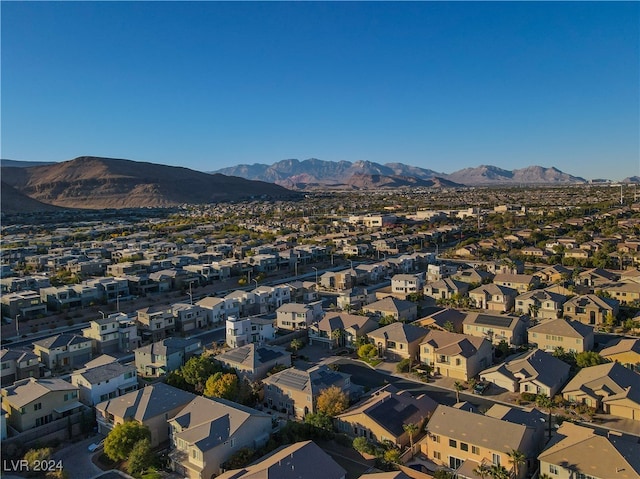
2, 1, 638, 180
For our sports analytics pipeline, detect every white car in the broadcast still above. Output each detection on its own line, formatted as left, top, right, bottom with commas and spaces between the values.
87, 439, 104, 452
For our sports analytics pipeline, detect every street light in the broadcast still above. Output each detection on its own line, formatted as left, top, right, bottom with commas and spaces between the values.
252, 278, 258, 289
98, 310, 106, 319
312, 267, 318, 285
15, 314, 20, 337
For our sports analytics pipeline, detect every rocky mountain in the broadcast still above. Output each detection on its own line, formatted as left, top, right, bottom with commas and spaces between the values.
1, 156, 297, 210
0, 181, 64, 214
214, 159, 585, 188
622, 176, 640, 183
0, 159, 58, 168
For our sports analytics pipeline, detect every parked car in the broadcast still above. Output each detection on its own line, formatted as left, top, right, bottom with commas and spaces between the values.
473, 381, 490, 395
87, 439, 104, 452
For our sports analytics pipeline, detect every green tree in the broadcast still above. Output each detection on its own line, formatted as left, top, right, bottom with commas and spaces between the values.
104, 421, 151, 462
473, 463, 491, 479
433, 470, 454, 479
396, 358, 411, 373
204, 372, 239, 400
378, 315, 396, 326
357, 343, 377, 360
454, 381, 465, 403
127, 438, 154, 476
443, 320, 456, 332
535, 394, 553, 440
224, 447, 255, 469
383, 447, 401, 464
316, 386, 349, 417
403, 423, 419, 458
353, 436, 376, 455
304, 412, 333, 430
181, 356, 219, 392
489, 464, 510, 479
331, 328, 344, 348
575, 351, 606, 368
24, 447, 52, 471
289, 338, 304, 353
507, 448, 526, 479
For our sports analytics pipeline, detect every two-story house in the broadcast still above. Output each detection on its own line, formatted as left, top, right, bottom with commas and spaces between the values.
172, 303, 208, 332
563, 294, 619, 326
515, 289, 566, 320
368, 322, 429, 361
214, 343, 291, 381
493, 273, 539, 293
419, 330, 492, 381
135, 337, 202, 377
463, 312, 528, 346
0, 348, 41, 386
262, 364, 351, 419
136, 305, 176, 343
527, 318, 595, 353
95, 383, 196, 446
276, 301, 322, 330
362, 297, 418, 323
308, 312, 378, 350
225, 315, 276, 349
423, 278, 469, 302
70, 355, 138, 406
468, 284, 517, 312
33, 333, 93, 370
169, 396, 273, 479
418, 405, 541, 478
1, 378, 82, 433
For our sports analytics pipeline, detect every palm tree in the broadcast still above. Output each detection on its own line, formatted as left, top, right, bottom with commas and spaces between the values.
331, 328, 344, 348
403, 422, 419, 458
472, 463, 491, 479
454, 381, 464, 403
536, 393, 553, 439
507, 449, 526, 479
488, 464, 510, 479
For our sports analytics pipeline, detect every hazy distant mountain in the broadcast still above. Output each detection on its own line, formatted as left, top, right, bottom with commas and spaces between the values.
2, 156, 297, 210
622, 176, 640, 183
214, 159, 585, 188
0, 159, 58, 168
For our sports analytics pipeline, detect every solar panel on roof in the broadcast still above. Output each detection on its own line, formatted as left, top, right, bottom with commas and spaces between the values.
256, 347, 283, 363
277, 371, 308, 390
475, 315, 513, 328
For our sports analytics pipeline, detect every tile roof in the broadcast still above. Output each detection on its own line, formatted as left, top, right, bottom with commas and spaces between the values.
96, 383, 195, 421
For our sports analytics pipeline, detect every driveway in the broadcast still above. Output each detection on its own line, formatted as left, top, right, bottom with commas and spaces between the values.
52, 433, 104, 479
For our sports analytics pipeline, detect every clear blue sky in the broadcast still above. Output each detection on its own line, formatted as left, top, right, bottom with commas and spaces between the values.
2, 1, 638, 180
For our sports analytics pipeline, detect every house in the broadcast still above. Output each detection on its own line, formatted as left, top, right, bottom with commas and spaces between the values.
417, 404, 541, 479
320, 270, 354, 291
1, 378, 82, 433
561, 362, 640, 420
493, 273, 539, 293
225, 315, 276, 349
95, 383, 196, 447
391, 274, 424, 297
214, 343, 291, 381
82, 313, 140, 354
136, 305, 176, 343
527, 318, 595, 353
534, 264, 572, 284
600, 281, 640, 305
479, 349, 570, 397
336, 384, 437, 448
0, 290, 48, 320
538, 422, 640, 479
336, 287, 377, 310
599, 337, 640, 372
452, 268, 493, 285
423, 278, 469, 302
308, 312, 378, 350
0, 348, 41, 386
514, 289, 566, 320
262, 364, 351, 419
563, 294, 619, 326
135, 337, 202, 377
413, 308, 467, 333
196, 296, 226, 325
468, 284, 517, 312
216, 440, 347, 479
575, 267, 619, 288
463, 312, 528, 346
172, 303, 208, 332
368, 322, 429, 361
33, 333, 93, 370
168, 396, 273, 479
276, 301, 322, 330
39, 284, 100, 311
362, 297, 418, 323
70, 354, 138, 406
252, 284, 291, 314
419, 330, 493, 381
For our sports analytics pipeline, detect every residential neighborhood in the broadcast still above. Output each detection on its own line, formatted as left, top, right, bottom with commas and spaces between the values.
2, 186, 640, 479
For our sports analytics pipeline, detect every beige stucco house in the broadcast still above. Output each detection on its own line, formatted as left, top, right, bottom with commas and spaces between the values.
419, 330, 492, 381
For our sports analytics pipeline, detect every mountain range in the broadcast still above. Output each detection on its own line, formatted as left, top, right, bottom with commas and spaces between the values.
1, 156, 297, 212
214, 159, 587, 189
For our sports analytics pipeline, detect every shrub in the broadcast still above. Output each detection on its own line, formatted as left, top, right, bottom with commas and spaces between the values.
396, 358, 411, 373
521, 392, 537, 402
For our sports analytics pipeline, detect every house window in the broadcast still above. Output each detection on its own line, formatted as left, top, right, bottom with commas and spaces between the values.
472, 446, 479, 455
434, 451, 441, 460
34, 403, 42, 411
449, 439, 457, 448
492, 453, 501, 466
460, 443, 468, 452
432, 434, 440, 443
549, 465, 558, 475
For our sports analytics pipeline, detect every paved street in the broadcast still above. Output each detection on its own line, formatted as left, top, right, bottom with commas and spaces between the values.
53, 433, 104, 479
